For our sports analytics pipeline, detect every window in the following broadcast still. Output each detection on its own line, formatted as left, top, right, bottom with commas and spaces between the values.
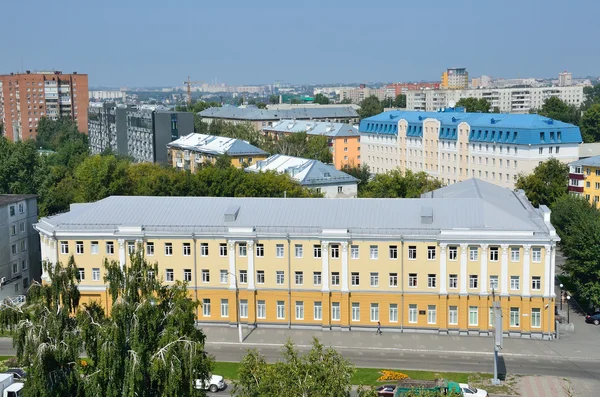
20, 240, 26, 252
427, 274, 436, 288
370, 272, 379, 287
427, 305, 436, 324
295, 244, 303, 258
445, 305, 458, 326
314, 302, 322, 320
11, 244, 16, 256
165, 243, 173, 256
409, 304, 417, 323
351, 272, 360, 286
449, 274, 458, 289
239, 243, 247, 257
389, 273, 398, 287
427, 246, 436, 260
201, 298, 211, 317
295, 301, 304, 320
510, 276, 520, 290
337, 186, 343, 193
313, 245, 322, 258
531, 308, 541, 328
9, 206, 15, 216
469, 275, 478, 289
91, 241, 99, 255
352, 302, 360, 321
351, 245, 359, 259
331, 302, 341, 321
295, 271, 303, 285
196, 242, 206, 256
184, 269, 192, 282
240, 300, 248, 318
532, 248, 542, 262
127, 242, 135, 254
510, 307, 520, 327
257, 300, 266, 319
408, 273, 417, 287
532, 276, 541, 291
19, 222, 24, 233
331, 272, 340, 286
389, 245, 398, 259
10, 225, 16, 236
469, 247, 478, 261
449, 246, 458, 261
469, 306, 478, 326
76, 241, 84, 254
201, 269, 210, 283
103, 241, 113, 255
182, 242, 191, 256
489, 247, 499, 261
408, 245, 417, 260
511, 247, 520, 262
389, 303, 398, 322
78, 268, 85, 281
21, 259, 27, 271
256, 243, 264, 257
539, 147, 543, 155
277, 301, 285, 319
221, 299, 229, 317
370, 245, 378, 259
256, 270, 265, 284
313, 271, 322, 286
371, 303, 379, 322
219, 243, 227, 257
273, 271, 284, 285
331, 244, 339, 258
60, 241, 69, 254
166, 269, 174, 282
276, 244, 284, 258
220, 270, 228, 284
239, 270, 248, 284
146, 242, 154, 256
489, 275, 499, 290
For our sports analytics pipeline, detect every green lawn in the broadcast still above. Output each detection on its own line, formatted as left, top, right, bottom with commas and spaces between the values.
212, 361, 490, 386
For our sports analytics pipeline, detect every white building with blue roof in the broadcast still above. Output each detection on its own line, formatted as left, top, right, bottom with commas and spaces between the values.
360, 109, 582, 188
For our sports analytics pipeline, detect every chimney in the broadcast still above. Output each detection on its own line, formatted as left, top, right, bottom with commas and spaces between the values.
421, 207, 433, 224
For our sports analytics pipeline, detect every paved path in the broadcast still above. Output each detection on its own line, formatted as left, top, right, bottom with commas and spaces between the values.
518, 376, 570, 397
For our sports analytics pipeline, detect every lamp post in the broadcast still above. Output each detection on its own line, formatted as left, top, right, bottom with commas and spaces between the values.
567, 295, 571, 324
229, 272, 243, 343
559, 284, 564, 310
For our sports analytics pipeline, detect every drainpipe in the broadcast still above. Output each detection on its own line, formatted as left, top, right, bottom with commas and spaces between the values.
287, 234, 292, 329
401, 238, 405, 333
193, 233, 198, 321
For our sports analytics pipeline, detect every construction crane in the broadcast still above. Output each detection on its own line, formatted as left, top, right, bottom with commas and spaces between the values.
183, 76, 204, 106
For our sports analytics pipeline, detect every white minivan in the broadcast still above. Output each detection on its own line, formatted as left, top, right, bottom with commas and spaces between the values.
195, 374, 226, 393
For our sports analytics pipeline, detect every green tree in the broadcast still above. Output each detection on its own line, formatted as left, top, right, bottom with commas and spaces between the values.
580, 103, 600, 142
536, 97, 580, 125
358, 96, 384, 119
393, 94, 406, 108
583, 83, 600, 109
314, 93, 330, 105
455, 97, 490, 113
362, 169, 443, 198
255, 102, 267, 109
74, 155, 132, 202
342, 163, 371, 195
269, 94, 279, 104
515, 158, 569, 207
340, 98, 353, 104
0, 122, 3, 134
0, 138, 41, 195
290, 98, 302, 104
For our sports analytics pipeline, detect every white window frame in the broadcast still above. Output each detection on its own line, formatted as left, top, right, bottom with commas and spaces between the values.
313, 245, 322, 258
448, 246, 458, 261
449, 274, 458, 289
92, 268, 100, 281
510, 247, 520, 262
184, 269, 192, 282
331, 302, 340, 321
239, 270, 248, 284
276, 244, 284, 258
531, 308, 541, 328
331, 272, 340, 286
202, 299, 211, 317
201, 243, 209, 256
219, 243, 227, 257
256, 244, 264, 257
427, 274, 436, 288
370, 303, 379, 322
370, 272, 379, 287
277, 301, 285, 319
295, 271, 303, 285
531, 276, 541, 291
76, 241, 84, 255
295, 301, 304, 320
389, 303, 398, 322
408, 245, 417, 260
313, 301, 322, 320
256, 270, 265, 284
427, 246, 436, 260
91, 241, 99, 255
489, 247, 499, 262
313, 271, 321, 286
510, 275, 520, 290
469, 306, 478, 326
331, 244, 340, 259
164, 243, 173, 256
295, 244, 303, 258
489, 275, 499, 290
146, 242, 154, 256
408, 273, 417, 287
449, 306, 458, 325
183, 243, 191, 256
351, 302, 360, 321
221, 299, 229, 317
469, 247, 478, 261
427, 305, 436, 324
350, 245, 359, 259
220, 270, 228, 284
276, 271, 285, 285
240, 299, 248, 318
202, 269, 210, 283
60, 241, 69, 254
257, 300, 266, 319
389, 273, 398, 287
389, 245, 398, 259
408, 304, 417, 324
469, 275, 478, 289
239, 243, 247, 257
369, 245, 378, 260
510, 307, 520, 327
532, 248, 542, 263
166, 269, 174, 282
351, 272, 360, 286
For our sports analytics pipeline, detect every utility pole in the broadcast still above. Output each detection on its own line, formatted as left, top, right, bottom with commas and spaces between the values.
491, 288, 503, 385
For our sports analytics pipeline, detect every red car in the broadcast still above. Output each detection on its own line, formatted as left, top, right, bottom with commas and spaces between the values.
376, 385, 396, 397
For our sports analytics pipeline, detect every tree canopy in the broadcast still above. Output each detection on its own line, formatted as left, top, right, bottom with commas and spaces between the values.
535, 97, 581, 126
393, 94, 407, 108
515, 158, 569, 208
314, 93, 330, 105
358, 96, 384, 119
583, 83, 600, 109
455, 98, 491, 113
361, 169, 443, 198
340, 98, 353, 104
580, 103, 600, 142
269, 94, 279, 104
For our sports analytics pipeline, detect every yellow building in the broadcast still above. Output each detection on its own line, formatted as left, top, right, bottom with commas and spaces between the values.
568, 156, 600, 207
441, 68, 469, 90
167, 133, 268, 171
35, 179, 558, 339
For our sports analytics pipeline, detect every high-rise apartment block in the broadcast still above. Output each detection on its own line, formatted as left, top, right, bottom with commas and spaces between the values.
88, 103, 193, 163
441, 68, 469, 89
0, 71, 88, 141
558, 71, 572, 87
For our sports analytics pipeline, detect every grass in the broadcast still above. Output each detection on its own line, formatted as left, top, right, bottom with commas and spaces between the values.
212, 361, 490, 387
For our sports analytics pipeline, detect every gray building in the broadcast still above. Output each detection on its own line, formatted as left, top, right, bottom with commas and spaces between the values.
88, 103, 193, 163
0, 195, 41, 300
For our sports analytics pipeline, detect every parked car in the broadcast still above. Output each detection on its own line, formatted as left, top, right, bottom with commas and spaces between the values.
459, 383, 488, 397
194, 374, 226, 393
2, 369, 26, 380
376, 384, 396, 396
585, 313, 600, 325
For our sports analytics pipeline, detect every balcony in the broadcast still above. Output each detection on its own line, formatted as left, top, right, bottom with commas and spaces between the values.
569, 173, 584, 180
568, 185, 584, 193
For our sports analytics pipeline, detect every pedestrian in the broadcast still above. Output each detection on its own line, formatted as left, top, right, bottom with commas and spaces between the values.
376, 321, 382, 335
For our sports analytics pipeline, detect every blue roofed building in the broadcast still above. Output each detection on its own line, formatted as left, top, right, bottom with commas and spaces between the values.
359, 108, 582, 188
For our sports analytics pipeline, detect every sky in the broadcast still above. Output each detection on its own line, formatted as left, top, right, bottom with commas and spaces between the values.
1, 0, 599, 88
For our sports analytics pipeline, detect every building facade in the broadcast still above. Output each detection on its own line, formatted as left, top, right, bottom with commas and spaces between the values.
558, 72, 572, 87
90, 91, 126, 101
35, 180, 558, 338
386, 82, 440, 97
167, 133, 268, 171
360, 110, 581, 188
441, 68, 469, 90
0, 195, 41, 300
338, 86, 392, 104
0, 71, 89, 141
262, 119, 361, 169
568, 156, 600, 206
406, 86, 585, 113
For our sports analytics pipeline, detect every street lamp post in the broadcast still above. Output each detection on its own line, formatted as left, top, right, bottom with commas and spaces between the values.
229, 272, 243, 343
559, 284, 564, 310
567, 295, 571, 324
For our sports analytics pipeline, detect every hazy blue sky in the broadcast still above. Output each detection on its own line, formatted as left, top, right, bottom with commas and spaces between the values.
2, 0, 598, 87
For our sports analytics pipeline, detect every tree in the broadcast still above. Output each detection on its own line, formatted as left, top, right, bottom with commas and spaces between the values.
255, 102, 267, 109
536, 97, 580, 125
342, 164, 371, 195
515, 158, 569, 207
233, 338, 356, 397
583, 83, 600, 109
358, 96, 384, 119
269, 94, 279, 104
362, 169, 443, 198
340, 98, 353, 104
580, 103, 600, 142
290, 98, 302, 104
393, 94, 406, 108
314, 93, 330, 105
74, 155, 132, 202
0, 122, 3, 134
455, 98, 490, 113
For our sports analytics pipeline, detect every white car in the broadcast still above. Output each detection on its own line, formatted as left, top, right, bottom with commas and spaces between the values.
195, 374, 226, 393
459, 383, 488, 397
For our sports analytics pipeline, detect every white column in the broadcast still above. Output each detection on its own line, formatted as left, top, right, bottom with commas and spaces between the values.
341, 242, 349, 292
479, 244, 488, 295
550, 244, 556, 297
439, 243, 447, 295
118, 239, 126, 271
247, 240, 255, 290
228, 240, 236, 290
544, 244, 551, 297
321, 242, 329, 292
459, 244, 468, 295
522, 245, 531, 297
500, 244, 509, 296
